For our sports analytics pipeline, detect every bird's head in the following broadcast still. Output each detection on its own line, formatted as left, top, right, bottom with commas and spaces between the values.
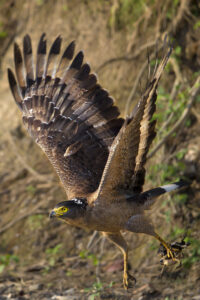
49, 198, 87, 220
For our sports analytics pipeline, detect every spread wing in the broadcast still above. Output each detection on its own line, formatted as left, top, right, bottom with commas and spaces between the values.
8, 33, 123, 199
92, 45, 172, 205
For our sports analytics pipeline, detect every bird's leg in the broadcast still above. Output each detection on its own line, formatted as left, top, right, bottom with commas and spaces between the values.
103, 232, 136, 289
154, 232, 180, 263
124, 215, 183, 267
122, 245, 136, 289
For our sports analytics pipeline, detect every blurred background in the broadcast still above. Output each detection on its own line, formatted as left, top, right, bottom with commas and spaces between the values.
0, 0, 200, 299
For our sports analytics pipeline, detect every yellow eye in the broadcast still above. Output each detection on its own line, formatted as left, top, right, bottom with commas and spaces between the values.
62, 207, 68, 212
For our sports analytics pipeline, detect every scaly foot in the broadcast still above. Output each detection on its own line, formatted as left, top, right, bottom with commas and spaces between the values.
155, 233, 180, 263
158, 239, 190, 267
166, 245, 178, 261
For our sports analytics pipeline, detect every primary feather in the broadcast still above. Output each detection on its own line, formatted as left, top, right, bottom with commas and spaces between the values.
8, 34, 123, 199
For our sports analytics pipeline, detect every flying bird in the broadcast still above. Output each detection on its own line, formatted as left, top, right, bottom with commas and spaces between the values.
8, 33, 187, 289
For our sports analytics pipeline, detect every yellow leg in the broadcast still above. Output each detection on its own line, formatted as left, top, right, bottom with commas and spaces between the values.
103, 232, 136, 289
122, 249, 136, 289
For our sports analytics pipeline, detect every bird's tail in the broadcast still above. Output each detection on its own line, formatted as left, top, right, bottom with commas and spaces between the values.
137, 180, 190, 209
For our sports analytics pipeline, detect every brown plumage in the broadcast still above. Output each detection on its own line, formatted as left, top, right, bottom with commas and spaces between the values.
8, 33, 123, 199
8, 34, 187, 289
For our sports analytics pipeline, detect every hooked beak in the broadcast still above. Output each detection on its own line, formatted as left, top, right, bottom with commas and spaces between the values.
49, 210, 56, 219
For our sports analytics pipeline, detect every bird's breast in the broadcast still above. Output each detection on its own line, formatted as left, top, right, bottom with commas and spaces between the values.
83, 203, 132, 232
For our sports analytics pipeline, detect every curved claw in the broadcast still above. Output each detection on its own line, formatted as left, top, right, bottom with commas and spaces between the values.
156, 233, 182, 262
158, 237, 190, 271
167, 246, 181, 264
123, 272, 137, 289
167, 247, 175, 259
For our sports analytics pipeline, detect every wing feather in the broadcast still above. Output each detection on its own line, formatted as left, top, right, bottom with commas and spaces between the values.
23, 34, 34, 88
8, 69, 23, 109
92, 45, 172, 204
8, 34, 123, 199
36, 33, 46, 85
55, 40, 75, 80
45, 35, 62, 78
14, 43, 26, 97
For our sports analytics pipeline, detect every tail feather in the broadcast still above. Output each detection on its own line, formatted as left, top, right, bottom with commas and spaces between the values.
138, 180, 190, 208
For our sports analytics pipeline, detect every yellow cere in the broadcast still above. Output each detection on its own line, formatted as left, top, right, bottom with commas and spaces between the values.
55, 206, 68, 216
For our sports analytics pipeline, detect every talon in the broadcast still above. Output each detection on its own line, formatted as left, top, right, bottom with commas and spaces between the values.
160, 244, 182, 267
166, 246, 182, 264
157, 235, 190, 269
123, 272, 136, 289
167, 247, 175, 260
156, 233, 182, 262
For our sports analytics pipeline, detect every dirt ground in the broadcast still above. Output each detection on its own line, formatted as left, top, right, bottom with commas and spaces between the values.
0, 1, 200, 299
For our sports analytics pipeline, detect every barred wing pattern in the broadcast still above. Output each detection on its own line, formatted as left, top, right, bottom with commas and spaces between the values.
94, 46, 172, 204
8, 34, 123, 199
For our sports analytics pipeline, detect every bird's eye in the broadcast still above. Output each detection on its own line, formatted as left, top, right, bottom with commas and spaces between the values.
62, 207, 68, 212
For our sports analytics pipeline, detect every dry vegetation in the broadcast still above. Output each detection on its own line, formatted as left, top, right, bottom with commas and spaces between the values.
0, 0, 200, 299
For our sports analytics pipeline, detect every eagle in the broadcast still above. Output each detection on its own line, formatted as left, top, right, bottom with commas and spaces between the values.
8, 33, 187, 289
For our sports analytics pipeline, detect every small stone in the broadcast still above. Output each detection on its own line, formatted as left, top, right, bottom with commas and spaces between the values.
51, 296, 79, 300
29, 284, 42, 292
63, 289, 75, 295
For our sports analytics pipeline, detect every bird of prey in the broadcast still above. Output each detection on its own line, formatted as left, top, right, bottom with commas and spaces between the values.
8, 33, 187, 289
